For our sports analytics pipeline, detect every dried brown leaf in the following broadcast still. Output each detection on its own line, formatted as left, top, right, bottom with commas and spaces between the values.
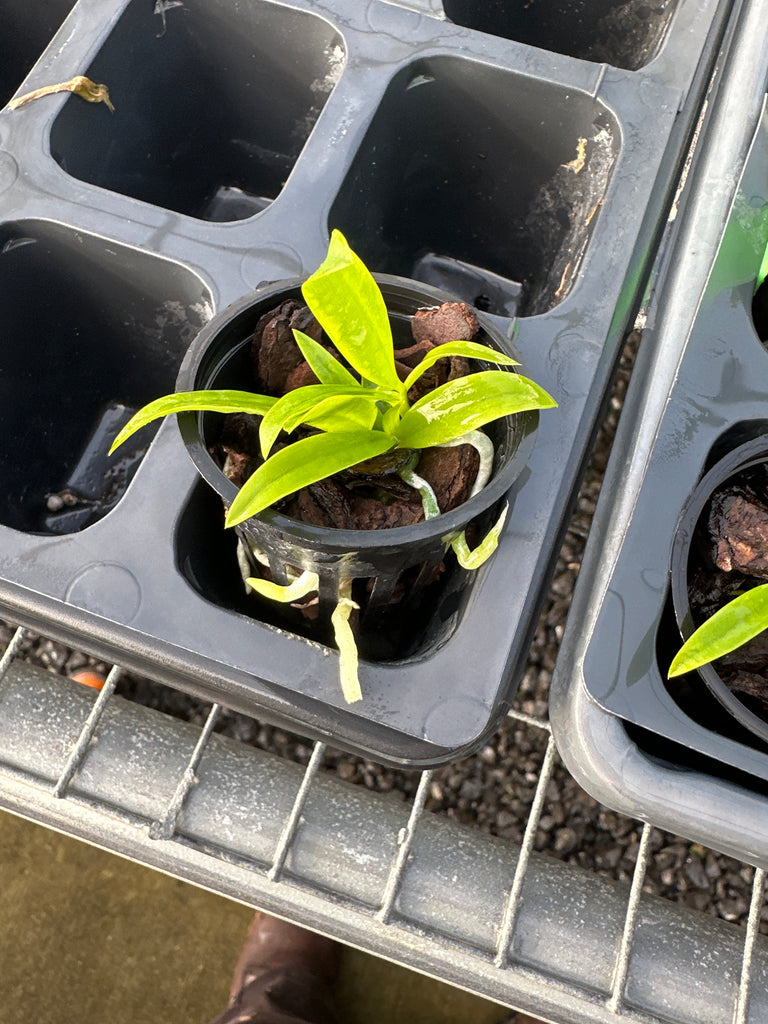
9, 75, 114, 112
562, 137, 587, 174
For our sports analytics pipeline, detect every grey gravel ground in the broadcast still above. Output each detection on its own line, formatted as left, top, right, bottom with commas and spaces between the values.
2, 330, 766, 936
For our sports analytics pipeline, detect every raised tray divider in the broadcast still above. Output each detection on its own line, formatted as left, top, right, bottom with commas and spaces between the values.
0, 0, 80, 110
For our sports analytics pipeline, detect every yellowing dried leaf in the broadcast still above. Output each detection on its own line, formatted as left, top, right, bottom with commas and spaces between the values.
562, 137, 587, 174
9, 75, 114, 112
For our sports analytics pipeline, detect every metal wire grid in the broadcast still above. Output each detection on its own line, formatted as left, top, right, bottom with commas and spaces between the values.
1, 623, 767, 1024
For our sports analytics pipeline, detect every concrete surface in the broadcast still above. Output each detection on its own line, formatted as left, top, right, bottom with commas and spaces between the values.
0, 810, 512, 1023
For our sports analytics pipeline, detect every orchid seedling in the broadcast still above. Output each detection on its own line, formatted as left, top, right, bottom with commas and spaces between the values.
111, 230, 557, 701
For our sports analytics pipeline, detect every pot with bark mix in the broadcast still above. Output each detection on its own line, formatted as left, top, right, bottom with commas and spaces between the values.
670, 433, 768, 743
112, 231, 556, 702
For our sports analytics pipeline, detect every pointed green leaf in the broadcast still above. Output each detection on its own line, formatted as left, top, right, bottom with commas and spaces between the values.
225, 430, 397, 525
109, 390, 276, 454
259, 384, 394, 457
668, 583, 768, 678
292, 329, 358, 386
402, 341, 519, 393
301, 230, 403, 392
394, 371, 557, 449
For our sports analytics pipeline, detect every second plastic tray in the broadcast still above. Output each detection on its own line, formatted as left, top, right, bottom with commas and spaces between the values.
552, 0, 768, 863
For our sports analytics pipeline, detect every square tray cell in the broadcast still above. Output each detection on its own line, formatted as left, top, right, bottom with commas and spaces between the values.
49, 0, 345, 221
1, 0, 78, 109
442, 0, 679, 72
0, 220, 212, 534
330, 57, 618, 317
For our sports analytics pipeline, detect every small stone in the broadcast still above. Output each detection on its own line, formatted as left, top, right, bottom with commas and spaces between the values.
459, 778, 483, 802
684, 858, 710, 890
554, 827, 579, 855
718, 897, 748, 922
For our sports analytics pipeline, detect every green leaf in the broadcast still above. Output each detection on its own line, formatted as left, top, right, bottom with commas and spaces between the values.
225, 430, 397, 525
109, 390, 276, 454
381, 406, 400, 434
402, 341, 519, 393
758, 238, 768, 291
301, 230, 403, 392
292, 329, 358, 386
258, 384, 392, 457
394, 371, 557, 449
304, 395, 378, 434
705, 197, 768, 297
668, 582, 768, 678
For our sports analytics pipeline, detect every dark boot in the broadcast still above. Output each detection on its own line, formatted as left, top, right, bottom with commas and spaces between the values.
209, 911, 342, 1024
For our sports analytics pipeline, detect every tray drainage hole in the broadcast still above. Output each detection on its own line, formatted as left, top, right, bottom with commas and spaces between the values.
474, 295, 492, 312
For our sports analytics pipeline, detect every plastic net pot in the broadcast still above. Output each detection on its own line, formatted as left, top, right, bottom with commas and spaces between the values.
176, 275, 534, 661
670, 433, 768, 745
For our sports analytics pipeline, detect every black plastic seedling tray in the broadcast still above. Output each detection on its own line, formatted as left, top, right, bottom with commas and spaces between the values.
560, 103, 768, 778
551, 0, 768, 862
0, 0, 732, 766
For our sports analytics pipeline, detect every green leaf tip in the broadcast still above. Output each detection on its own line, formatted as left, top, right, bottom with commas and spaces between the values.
224, 430, 397, 526
109, 390, 276, 455
395, 371, 556, 450
301, 231, 403, 393
402, 340, 519, 394
292, 329, 357, 386
668, 582, 768, 678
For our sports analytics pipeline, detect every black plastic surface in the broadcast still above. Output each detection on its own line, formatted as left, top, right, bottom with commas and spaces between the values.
0, 0, 730, 765
578, 100, 768, 783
